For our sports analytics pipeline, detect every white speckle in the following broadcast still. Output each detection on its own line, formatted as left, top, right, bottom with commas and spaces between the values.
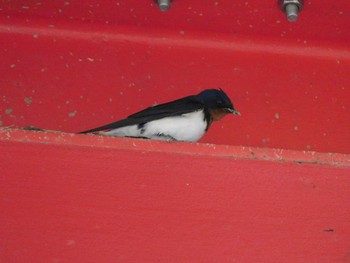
294, 125, 299, 131
10, 64, 16, 68
276, 20, 281, 24
128, 82, 135, 87
68, 110, 77, 117
64, 2, 70, 6
66, 240, 75, 246
33, 34, 39, 38
87, 57, 94, 62
179, 30, 185, 35
22, 6, 30, 9
274, 113, 280, 119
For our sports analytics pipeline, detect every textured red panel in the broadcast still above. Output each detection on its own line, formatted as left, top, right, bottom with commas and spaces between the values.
0, 1, 349, 153
0, 1, 350, 262
1, 129, 350, 263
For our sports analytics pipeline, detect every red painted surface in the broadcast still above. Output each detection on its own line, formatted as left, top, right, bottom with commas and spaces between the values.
1, 1, 350, 262
0, 1, 349, 153
1, 129, 350, 263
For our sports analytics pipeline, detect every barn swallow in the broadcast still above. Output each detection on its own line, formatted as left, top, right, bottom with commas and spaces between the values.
79, 88, 240, 142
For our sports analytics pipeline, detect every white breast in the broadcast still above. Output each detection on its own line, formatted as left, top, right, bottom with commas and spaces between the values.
102, 110, 207, 142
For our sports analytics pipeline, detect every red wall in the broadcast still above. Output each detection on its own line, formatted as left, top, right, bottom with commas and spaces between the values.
0, 0, 349, 153
1, 1, 350, 262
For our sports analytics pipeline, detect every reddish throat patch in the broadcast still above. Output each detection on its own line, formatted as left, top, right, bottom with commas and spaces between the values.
210, 109, 229, 121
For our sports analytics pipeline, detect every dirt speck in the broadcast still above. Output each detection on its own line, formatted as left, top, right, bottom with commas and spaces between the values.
68, 110, 77, 117
24, 97, 32, 105
5, 109, 13, 115
274, 113, 280, 119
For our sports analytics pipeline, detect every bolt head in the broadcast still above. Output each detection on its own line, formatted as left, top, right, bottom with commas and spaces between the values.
278, 0, 304, 11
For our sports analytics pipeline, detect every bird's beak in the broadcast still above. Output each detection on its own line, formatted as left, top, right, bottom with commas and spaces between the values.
226, 108, 241, 116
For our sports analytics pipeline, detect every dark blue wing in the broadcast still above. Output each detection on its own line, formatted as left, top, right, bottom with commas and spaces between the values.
79, 96, 204, 133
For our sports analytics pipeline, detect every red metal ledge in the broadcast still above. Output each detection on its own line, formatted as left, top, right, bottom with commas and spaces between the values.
1, 129, 350, 262
0, 128, 350, 166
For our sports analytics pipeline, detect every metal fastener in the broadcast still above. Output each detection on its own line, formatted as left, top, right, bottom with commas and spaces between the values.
155, 0, 172, 12
278, 0, 304, 22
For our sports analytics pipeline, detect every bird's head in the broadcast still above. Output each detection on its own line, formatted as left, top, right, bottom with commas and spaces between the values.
196, 89, 240, 121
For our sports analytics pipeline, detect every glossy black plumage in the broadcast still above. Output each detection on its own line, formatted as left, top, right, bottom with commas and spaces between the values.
79, 89, 238, 136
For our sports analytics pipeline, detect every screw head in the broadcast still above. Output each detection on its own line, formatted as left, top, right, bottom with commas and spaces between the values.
156, 0, 172, 11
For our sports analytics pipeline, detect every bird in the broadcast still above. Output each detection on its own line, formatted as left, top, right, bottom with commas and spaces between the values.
79, 88, 240, 142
